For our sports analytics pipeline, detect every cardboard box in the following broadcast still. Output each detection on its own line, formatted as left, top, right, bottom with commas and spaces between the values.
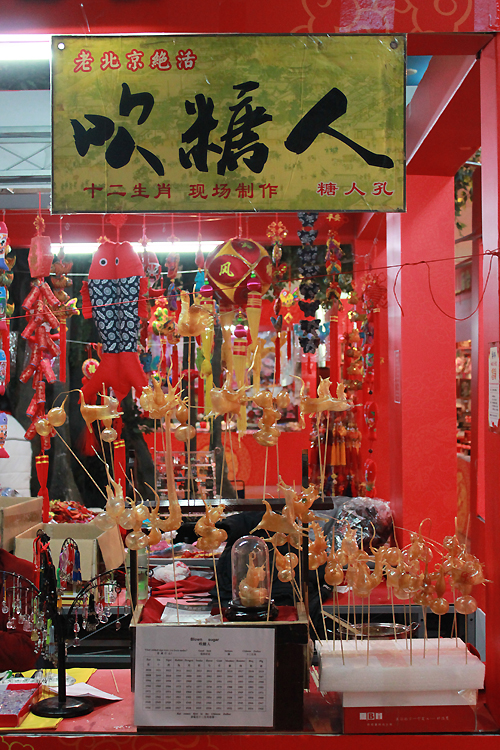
343, 704, 477, 733
0, 496, 43, 552
15, 522, 125, 580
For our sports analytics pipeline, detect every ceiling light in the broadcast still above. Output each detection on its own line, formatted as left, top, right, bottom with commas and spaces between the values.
0, 35, 51, 61
51, 241, 223, 255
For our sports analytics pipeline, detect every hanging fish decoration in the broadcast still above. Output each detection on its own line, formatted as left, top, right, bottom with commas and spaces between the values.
81, 241, 148, 403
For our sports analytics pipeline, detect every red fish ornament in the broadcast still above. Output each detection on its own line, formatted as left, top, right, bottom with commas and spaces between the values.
81, 241, 148, 403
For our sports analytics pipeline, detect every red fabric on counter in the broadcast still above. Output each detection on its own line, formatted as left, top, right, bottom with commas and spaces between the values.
0, 549, 37, 672
148, 574, 216, 596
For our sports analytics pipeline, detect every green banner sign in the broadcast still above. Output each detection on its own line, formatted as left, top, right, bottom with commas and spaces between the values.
52, 34, 406, 213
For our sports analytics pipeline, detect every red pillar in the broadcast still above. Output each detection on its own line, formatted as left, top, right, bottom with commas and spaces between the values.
478, 35, 500, 724
386, 175, 457, 546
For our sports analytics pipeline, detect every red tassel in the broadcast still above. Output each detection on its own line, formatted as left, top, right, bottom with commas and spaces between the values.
275, 334, 281, 385
287, 328, 292, 360
36, 453, 50, 522
171, 345, 179, 386
59, 322, 66, 382
329, 317, 338, 384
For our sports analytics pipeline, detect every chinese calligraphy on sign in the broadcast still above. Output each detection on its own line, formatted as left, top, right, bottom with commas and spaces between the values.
52, 34, 405, 212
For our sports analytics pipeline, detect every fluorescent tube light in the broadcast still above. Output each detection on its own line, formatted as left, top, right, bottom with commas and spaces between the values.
51, 241, 223, 255
0, 35, 51, 62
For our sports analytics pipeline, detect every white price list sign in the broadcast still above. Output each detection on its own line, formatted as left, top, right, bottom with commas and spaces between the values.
134, 625, 275, 727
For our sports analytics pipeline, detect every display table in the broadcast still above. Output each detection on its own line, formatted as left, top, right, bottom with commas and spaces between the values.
0, 669, 498, 747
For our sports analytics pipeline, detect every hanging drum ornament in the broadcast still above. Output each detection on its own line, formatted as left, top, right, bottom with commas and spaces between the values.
205, 238, 273, 308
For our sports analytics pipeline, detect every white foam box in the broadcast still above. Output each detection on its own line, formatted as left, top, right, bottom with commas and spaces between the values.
15, 521, 125, 580
0, 496, 43, 552
343, 688, 477, 707
317, 638, 485, 693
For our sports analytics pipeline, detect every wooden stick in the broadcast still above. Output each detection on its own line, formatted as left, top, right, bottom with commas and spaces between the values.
324, 411, 330, 497
409, 598, 413, 666
297, 520, 303, 607
212, 550, 224, 625
227, 425, 239, 498
324, 610, 358, 635
276, 442, 281, 499
262, 446, 269, 503
390, 587, 397, 640
316, 413, 324, 501
266, 580, 272, 622
453, 588, 458, 647
291, 576, 304, 603
289, 541, 296, 608
348, 586, 357, 650
423, 606, 428, 658
316, 567, 327, 642
110, 669, 119, 693
335, 586, 345, 665
219, 417, 228, 499
170, 532, 180, 624
55, 431, 107, 500
360, 598, 364, 641
465, 615, 468, 664
366, 592, 371, 665
187, 337, 192, 506
438, 615, 441, 665
153, 418, 157, 503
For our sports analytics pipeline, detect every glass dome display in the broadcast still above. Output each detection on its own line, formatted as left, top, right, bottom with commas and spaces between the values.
226, 535, 278, 621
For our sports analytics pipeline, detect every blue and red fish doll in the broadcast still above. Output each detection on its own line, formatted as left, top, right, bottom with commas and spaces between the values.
81, 241, 148, 403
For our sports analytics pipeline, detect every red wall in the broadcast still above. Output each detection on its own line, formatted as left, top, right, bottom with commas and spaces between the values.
1, 0, 499, 34
387, 175, 457, 545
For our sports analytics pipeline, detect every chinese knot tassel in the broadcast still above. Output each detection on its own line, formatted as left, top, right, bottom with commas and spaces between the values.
171, 345, 179, 386
36, 452, 50, 522
59, 322, 66, 383
275, 333, 281, 384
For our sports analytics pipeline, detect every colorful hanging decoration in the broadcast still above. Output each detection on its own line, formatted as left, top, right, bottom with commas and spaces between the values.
267, 217, 289, 382
148, 296, 180, 380
198, 284, 215, 414
324, 213, 346, 314
359, 271, 387, 396
0, 412, 8, 458
49, 244, 79, 383
0, 220, 15, 393
22, 215, 62, 458
267, 217, 288, 266
205, 236, 272, 405
80, 241, 148, 403
205, 237, 272, 309
138, 217, 164, 372
296, 212, 321, 354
